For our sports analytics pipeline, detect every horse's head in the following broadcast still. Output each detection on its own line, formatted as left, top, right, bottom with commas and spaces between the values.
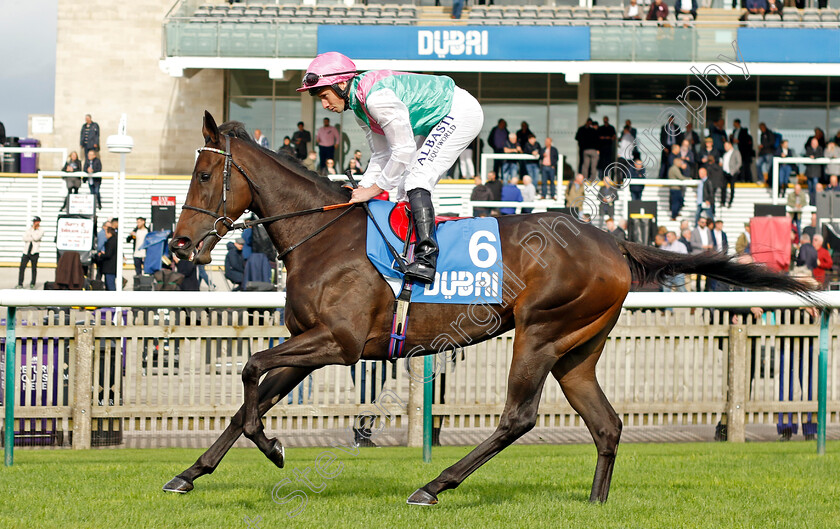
170, 111, 256, 264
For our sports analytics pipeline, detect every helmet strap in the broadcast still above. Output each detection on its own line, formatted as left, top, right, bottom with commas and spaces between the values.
331, 80, 352, 111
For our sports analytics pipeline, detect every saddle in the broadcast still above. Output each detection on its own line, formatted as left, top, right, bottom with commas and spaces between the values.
387, 201, 462, 243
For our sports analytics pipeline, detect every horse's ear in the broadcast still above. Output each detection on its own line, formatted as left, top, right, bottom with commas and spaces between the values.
202, 111, 219, 145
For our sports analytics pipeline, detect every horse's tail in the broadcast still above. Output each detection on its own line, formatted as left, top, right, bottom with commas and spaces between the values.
616, 239, 820, 302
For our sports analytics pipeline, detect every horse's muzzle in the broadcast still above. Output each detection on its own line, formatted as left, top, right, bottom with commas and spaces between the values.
169, 236, 194, 260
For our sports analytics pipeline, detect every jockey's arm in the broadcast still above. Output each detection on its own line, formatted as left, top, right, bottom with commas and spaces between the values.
359, 89, 416, 192
357, 117, 391, 189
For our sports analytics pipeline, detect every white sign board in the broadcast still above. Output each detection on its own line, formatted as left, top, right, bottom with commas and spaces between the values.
56, 217, 95, 252
31, 116, 54, 135
68, 194, 95, 215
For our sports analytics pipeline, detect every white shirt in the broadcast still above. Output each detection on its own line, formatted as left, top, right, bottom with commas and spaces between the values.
133, 227, 148, 259
357, 88, 418, 192
679, 0, 693, 11
713, 229, 724, 252
662, 240, 687, 254
627, 4, 639, 16
722, 149, 734, 174
698, 227, 710, 247
618, 132, 634, 160
22, 226, 45, 255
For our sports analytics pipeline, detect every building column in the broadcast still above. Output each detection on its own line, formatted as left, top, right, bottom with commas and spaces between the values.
577, 74, 591, 128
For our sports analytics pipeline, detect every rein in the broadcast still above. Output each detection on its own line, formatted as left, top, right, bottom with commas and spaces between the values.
182, 135, 358, 261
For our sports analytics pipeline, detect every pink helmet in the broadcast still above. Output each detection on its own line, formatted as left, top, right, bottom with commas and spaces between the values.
297, 52, 357, 93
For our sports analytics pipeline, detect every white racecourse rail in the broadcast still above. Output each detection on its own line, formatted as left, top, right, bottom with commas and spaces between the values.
0, 290, 836, 456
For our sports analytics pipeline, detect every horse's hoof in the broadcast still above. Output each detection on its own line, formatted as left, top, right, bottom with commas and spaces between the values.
266, 438, 285, 469
162, 476, 194, 494
406, 487, 438, 506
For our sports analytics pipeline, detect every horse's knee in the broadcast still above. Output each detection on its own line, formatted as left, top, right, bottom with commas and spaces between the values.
497, 413, 537, 443
595, 419, 622, 456
241, 362, 260, 384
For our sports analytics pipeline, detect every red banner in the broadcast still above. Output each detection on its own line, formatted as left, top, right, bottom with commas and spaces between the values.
750, 216, 792, 273
151, 196, 176, 206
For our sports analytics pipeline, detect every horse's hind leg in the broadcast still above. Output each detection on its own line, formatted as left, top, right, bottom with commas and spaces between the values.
552, 333, 622, 503
406, 334, 559, 505
163, 366, 313, 493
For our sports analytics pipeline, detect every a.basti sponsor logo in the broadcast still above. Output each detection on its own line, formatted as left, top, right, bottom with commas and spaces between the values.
417, 29, 489, 58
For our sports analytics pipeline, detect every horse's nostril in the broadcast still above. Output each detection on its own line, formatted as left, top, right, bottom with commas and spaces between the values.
175, 239, 187, 248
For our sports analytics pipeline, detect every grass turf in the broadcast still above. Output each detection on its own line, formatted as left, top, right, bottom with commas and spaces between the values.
0, 442, 838, 529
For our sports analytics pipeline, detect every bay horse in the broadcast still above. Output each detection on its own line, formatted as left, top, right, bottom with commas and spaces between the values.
164, 111, 814, 504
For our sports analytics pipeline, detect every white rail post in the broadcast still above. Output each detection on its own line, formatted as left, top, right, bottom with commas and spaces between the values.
726, 324, 747, 443
406, 356, 424, 448
72, 326, 94, 450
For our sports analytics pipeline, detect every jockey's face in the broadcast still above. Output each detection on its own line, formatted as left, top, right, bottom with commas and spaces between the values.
317, 83, 347, 113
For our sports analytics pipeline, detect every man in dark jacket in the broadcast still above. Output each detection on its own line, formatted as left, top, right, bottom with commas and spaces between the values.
576, 119, 600, 181
730, 119, 754, 182
487, 119, 509, 175
805, 137, 824, 205
484, 171, 503, 216
291, 121, 311, 160
659, 115, 683, 178
538, 137, 559, 199
99, 227, 118, 291
225, 238, 246, 290
757, 122, 777, 185
470, 176, 494, 217
83, 150, 103, 209
79, 114, 100, 156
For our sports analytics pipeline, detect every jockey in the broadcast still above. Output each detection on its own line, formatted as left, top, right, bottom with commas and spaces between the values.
297, 52, 484, 285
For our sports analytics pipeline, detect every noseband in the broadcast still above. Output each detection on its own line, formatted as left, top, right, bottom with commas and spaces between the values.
181, 135, 260, 239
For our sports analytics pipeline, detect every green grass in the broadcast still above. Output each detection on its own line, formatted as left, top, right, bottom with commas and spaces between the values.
1, 442, 839, 529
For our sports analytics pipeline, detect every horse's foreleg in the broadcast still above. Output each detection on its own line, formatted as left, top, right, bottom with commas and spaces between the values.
553, 334, 621, 503
163, 366, 313, 493
407, 338, 558, 506
241, 325, 345, 464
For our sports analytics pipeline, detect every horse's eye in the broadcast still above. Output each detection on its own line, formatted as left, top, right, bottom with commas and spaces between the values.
199, 172, 211, 182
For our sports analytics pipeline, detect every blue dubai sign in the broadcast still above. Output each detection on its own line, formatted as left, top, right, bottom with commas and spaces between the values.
317, 25, 590, 61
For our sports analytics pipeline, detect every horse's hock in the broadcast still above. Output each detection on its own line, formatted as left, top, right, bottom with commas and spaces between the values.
1, 307, 837, 449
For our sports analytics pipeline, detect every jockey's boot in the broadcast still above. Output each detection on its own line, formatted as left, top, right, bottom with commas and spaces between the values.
404, 188, 438, 285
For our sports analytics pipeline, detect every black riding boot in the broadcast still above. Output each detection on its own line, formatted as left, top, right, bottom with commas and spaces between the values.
404, 188, 438, 285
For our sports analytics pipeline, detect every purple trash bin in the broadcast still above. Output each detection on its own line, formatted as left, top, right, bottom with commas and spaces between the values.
18, 138, 40, 173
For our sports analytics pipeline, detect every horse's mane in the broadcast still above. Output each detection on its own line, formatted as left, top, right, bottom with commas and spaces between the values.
218, 121, 351, 199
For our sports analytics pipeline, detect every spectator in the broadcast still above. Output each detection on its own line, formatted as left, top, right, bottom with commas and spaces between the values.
679, 139, 696, 178
805, 127, 826, 150
347, 158, 363, 176
624, 0, 643, 19
316, 117, 339, 170
659, 115, 683, 178
647, 0, 669, 22
173, 254, 200, 291
16, 216, 44, 289
452, 0, 465, 19
787, 183, 809, 235
520, 175, 536, 213
539, 137, 559, 200
805, 137, 824, 205
95, 219, 110, 281
767, 0, 782, 13
713, 220, 728, 254
292, 121, 311, 160
757, 123, 777, 185
253, 129, 270, 149
127, 217, 148, 276
83, 150, 103, 209
699, 137, 722, 203
730, 119, 753, 182
797, 233, 817, 271
691, 216, 714, 291
225, 237, 246, 290
485, 170, 503, 203
61, 151, 83, 212
674, 0, 697, 20
629, 159, 646, 201
679, 228, 693, 254
746, 0, 768, 15
825, 142, 840, 183
803, 213, 818, 241
323, 158, 338, 176
565, 173, 586, 209
668, 158, 689, 221
521, 135, 541, 185
79, 114, 100, 156
776, 139, 795, 198
814, 235, 833, 284
661, 231, 688, 292
709, 118, 726, 154
828, 174, 840, 192
99, 226, 118, 291
487, 119, 509, 176
605, 217, 627, 240
502, 133, 521, 182
721, 141, 741, 208
617, 125, 635, 165
515, 121, 534, 150
576, 119, 599, 181
735, 222, 751, 255
277, 136, 295, 157
654, 233, 666, 248
598, 116, 617, 176
684, 123, 700, 156
500, 176, 524, 215
470, 176, 494, 217
351, 150, 365, 173
695, 167, 714, 224
303, 150, 318, 172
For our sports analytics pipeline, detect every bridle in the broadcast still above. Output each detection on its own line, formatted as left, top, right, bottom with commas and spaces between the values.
182, 135, 261, 238
180, 134, 357, 261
